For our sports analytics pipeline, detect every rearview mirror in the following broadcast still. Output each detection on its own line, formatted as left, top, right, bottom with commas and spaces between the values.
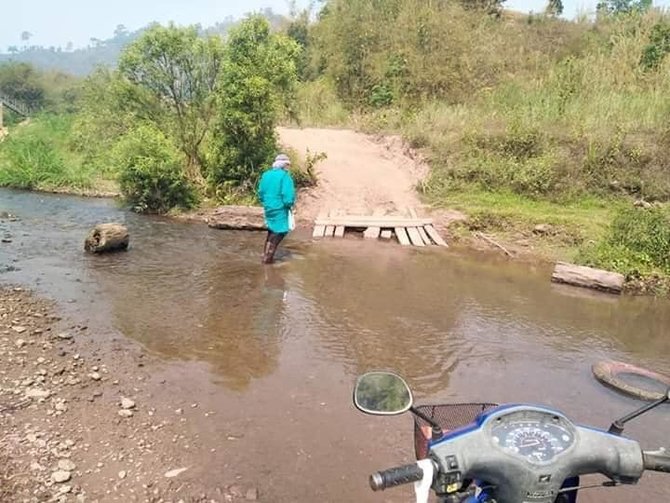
353, 372, 413, 415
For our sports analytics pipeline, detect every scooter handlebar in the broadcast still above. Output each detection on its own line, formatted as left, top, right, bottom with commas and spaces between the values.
643, 450, 670, 473
370, 463, 425, 491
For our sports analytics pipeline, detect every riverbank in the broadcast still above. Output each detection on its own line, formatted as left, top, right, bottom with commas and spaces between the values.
0, 286, 259, 502
2, 123, 668, 296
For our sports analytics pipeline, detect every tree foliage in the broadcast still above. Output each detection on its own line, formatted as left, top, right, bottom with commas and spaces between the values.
546, 0, 564, 17
114, 124, 198, 213
208, 16, 300, 190
596, 0, 651, 15
0, 62, 45, 108
640, 21, 670, 71
118, 24, 224, 182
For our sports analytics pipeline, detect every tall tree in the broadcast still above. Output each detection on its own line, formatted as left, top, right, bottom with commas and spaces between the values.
0, 62, 45, 108
209, 15, 300, 187
596, 0, 652, 14
546, 0, 564, 16
118, 24, 224, 182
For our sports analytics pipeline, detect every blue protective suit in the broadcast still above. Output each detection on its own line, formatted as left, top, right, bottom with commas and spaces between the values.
257, 168, 296, 234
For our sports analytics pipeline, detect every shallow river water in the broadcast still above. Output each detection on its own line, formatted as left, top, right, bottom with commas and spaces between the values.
1, 188, 669, 502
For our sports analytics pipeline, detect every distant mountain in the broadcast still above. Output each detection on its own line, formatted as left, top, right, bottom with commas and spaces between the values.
0, 9, 285, 76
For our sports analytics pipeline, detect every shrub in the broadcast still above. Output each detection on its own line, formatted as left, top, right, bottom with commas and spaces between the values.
113, 125, 198, 213
578, 206, 670, 276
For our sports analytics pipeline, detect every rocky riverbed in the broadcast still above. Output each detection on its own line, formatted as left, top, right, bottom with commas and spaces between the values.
0, 286, 258, 503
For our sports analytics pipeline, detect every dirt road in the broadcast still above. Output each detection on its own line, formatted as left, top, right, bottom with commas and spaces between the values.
278, 127, 429, 220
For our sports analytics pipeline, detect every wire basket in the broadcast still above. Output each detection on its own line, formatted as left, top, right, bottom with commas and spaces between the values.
413, 403, 498, 459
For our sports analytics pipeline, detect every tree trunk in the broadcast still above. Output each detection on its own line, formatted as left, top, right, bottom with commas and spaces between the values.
84, 223, 129, 253
551, 262, 624, 294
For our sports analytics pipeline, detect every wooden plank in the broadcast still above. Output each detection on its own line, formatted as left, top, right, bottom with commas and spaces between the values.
395, 227, 411, 246
332, 208, 345, 237
406, 227, 425, 247
316, 215, 433, 222
423, 224, 448, 247
380, 230, 393, 240
551, 262, 624, 294
312, 209, 328, 238
315, 218, 433, 227
324, 225, 335, 237
417, 226, 431, 245
364, 207, 384, 239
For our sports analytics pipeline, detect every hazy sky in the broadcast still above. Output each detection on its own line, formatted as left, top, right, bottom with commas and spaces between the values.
3, 0, 669, 50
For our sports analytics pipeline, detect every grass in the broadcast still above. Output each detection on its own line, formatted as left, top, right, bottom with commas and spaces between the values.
0, 114, 116, 193
426, 187, 621, 260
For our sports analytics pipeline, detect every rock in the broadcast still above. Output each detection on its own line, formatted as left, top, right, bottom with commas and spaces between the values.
118, 409, 133, 418
206, 206, 267, 231
245, 488, 258, 500
15, 338, 26, 348
89, 372, 101, 381
55, 401, 68, 412
26, 388, 51, 399
51, 470, 72, 483
633, 199, 653, 209
57, 485, 72, 495
12, 326, 27, 334
57, 332, 73, 340
58, 459, 76, 471
532, 224, 552, 235
164, 467, 188, 478
30, 462, 44, 471
175, 408, 183, 415
120, 397, 135, 410
118, 470, 127, 479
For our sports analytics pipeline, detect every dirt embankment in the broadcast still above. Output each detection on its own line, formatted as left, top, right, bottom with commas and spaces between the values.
0, 287, 258, 503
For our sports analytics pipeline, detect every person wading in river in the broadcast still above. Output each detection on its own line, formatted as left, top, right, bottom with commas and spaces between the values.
258, 154, 296, 264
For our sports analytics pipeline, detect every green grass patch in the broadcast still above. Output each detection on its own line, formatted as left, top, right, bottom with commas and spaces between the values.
425, 187, 620, 258
0, 114, 104, 191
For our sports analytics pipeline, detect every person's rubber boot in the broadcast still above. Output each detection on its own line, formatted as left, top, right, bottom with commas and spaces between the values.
263, 241, 278, 264
262, 239, 271, 263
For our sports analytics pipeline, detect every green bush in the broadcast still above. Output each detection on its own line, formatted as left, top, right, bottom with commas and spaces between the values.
640, 21, 670, 70
578, 206, 670, 276
113, 125, 198, 213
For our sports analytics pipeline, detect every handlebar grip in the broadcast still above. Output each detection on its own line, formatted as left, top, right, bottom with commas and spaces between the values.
643, 450, 670, 473
369, 463, 424, 491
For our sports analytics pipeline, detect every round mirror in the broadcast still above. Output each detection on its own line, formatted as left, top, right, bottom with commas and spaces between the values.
353, 372, 413, 415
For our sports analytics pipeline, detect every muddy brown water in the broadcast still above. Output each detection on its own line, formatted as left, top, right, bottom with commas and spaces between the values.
1, 188, 670, 502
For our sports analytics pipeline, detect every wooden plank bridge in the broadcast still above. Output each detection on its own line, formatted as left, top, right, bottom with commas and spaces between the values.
312, 208, 448, 247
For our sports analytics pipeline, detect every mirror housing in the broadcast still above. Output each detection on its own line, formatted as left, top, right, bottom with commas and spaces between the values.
353, 372, 413, 416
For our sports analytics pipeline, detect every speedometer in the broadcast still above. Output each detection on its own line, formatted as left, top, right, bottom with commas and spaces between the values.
491, 416, 574, 464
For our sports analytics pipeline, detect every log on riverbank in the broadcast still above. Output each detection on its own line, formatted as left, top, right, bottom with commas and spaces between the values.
84, 223, 129, 253
551, 262, 624, 294
206, 206, 267, 231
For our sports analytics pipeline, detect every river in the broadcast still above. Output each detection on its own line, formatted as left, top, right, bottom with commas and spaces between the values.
1, 188, 669, 502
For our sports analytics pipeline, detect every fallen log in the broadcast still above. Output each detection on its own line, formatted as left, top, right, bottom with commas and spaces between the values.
206, 206, 267, 231
551, 262, 624, 294
84, 223, 129, 253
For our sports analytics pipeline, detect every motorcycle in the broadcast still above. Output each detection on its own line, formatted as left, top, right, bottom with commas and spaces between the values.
353, 371, 670, 503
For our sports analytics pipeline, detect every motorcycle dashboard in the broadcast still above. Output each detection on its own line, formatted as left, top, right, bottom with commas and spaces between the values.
488, 409, 576, 465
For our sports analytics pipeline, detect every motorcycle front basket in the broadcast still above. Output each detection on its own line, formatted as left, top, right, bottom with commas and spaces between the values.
413, 403, 498, 460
